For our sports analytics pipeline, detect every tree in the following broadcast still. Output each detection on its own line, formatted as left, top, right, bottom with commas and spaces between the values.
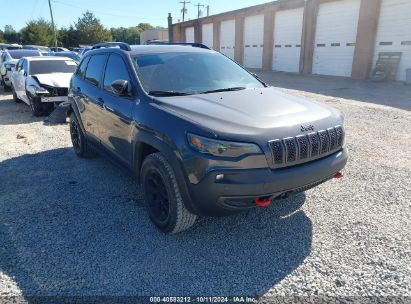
58, 26, 79, 48
20, 19, 54, 46
110, 23, 154, 45
3, 25, 19, 43
75, 11, 112, 45
0, 30, 4, 43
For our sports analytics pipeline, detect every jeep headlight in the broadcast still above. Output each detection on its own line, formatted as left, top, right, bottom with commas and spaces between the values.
187, 133, 261, 158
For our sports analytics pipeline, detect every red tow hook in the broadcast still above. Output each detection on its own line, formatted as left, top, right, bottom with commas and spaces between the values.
254, 197, 271, 207
334, 172, 344, 179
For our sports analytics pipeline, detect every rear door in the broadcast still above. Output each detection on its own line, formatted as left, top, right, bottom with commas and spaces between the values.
78, 54, 108, 142
100, 54, 134, 166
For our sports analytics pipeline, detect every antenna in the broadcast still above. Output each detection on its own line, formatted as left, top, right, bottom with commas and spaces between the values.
179, 1, 191, 22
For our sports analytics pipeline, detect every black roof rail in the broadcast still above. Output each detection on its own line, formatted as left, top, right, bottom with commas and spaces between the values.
146, 41, 210, 50
92, 42, 131, 51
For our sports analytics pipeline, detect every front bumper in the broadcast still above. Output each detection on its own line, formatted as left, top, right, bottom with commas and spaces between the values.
186, 147, 348, 216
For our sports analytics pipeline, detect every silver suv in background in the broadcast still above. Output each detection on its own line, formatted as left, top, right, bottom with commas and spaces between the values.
0, 49, 41, 90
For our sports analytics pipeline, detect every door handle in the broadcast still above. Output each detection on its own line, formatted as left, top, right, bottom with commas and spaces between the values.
96, 97, 104, 107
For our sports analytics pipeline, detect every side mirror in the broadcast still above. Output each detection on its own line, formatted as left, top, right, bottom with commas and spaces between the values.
111, 79, 129, 96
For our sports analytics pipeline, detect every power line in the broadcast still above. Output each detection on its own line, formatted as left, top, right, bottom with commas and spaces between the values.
54, 0, 164, 20
30, 0, 39, 20
194, 3, 204, 19
179, 1, 190, 22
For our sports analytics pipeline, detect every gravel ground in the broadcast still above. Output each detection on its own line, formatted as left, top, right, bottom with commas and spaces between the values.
0, 74, 410, 303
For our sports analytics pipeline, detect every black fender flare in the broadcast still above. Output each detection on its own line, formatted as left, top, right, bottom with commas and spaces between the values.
67, 100, 87, 135
133, 131, 199, 215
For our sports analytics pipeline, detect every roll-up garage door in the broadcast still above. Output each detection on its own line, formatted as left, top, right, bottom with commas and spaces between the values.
220, 20, 235, 60
202, 23, 213, 49
313, 0, 361, 77
373, 0, 411, 81
185, 27, 194, 43
243, 14, 264, 69
272, 7, 304, 73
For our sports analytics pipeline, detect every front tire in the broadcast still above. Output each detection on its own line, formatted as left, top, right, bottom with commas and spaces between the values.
141, 153, 197, 234
2, 76, 10, 91
69, 112, 96, 158
11, 84, 22, 103
27, 92, 43, 116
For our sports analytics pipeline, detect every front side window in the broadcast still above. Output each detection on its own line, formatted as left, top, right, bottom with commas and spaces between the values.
133, 51, 264, 95
15, 59, 23, 72
85, 55, 107, 86
29, 60, 77, 75
23, 60, 29, 73
103, 54, 131, 94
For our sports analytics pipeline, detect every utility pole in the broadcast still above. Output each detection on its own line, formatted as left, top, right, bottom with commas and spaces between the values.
179, 1, 190, 22
48, 0, 58, 50
194, 3, 204, 19
206, 5, 210, 16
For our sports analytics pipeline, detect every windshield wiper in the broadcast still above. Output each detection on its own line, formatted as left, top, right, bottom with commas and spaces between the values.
148, 90, 191, 97
199, 87, 246, 94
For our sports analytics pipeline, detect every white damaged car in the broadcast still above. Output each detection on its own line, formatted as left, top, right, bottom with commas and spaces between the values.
10, 56, 77, 116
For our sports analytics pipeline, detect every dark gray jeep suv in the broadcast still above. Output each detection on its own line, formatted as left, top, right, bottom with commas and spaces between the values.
68, 42, 348, 234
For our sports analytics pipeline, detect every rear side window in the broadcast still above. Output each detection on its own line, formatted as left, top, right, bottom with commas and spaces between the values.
85, 55, 106, 86
76, 56, 90, 78
103, 54, 131, 94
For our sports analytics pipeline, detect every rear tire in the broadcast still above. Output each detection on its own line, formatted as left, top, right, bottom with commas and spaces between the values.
69, 112, 96, 158
141, 153, 197, 234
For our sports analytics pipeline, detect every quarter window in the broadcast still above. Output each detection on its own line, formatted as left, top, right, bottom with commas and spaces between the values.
103, 54, 131, 94
76, 56, 90, 78
84, 55, 106, 86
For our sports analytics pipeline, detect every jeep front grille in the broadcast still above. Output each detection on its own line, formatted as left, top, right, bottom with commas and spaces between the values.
269, 125, 344, 167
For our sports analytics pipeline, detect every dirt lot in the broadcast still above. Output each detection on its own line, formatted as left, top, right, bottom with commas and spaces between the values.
0, 74, 410, 303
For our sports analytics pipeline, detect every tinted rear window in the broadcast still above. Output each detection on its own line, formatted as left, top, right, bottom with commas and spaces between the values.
8, 50, 40, 59
85, 55, 106, 86
30, 60, 77, 75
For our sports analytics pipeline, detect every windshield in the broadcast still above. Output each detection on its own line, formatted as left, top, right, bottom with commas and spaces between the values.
133, 52, 264, 95
8, 50, 40, 59
29, 60, 77, 75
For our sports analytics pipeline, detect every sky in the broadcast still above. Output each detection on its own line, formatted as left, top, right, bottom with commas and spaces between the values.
0, 0, 272, 31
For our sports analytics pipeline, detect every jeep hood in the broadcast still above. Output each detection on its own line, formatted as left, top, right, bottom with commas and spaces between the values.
154, 87, 343, 140
32, 73, 72, 88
